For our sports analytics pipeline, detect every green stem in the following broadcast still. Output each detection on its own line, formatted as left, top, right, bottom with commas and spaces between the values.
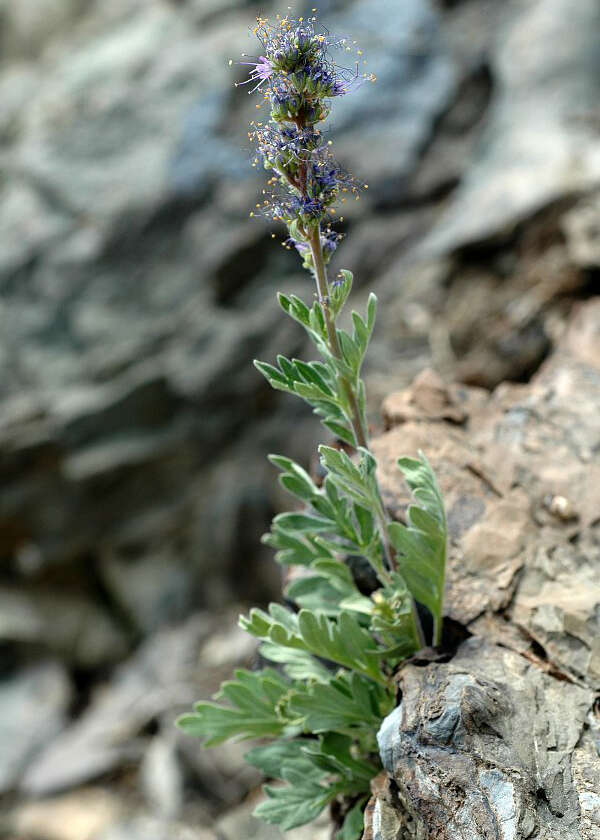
308, 226, 427, 651
307, 225, 368, 449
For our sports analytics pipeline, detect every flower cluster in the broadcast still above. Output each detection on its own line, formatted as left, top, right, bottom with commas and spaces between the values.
236, 12, 374, 267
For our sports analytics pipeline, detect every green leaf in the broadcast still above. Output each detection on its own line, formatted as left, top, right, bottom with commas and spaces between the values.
396, 452, 445, 526
269, 454, 318, 503
330, 270, 353, 319
244, 739, 314, 779
339, 592, 374, 615
286, 671, 391, 732
366, 293, 377, 332
297, 610, 384, 683
254, 775, 334, 830
306, 733, 377, 783
274, 512, 333, 533
318, 445, 378, 509
176, 668, 294, 746
294, 381, 339, 403
389, 452, 447, 645
369, 576, 419, 660
250, 734, 374, 831
337, 799, 367, 840
254, 360, 292, 391
338, 329, 361, 373
286, 576, 345, 614
293, 359, 335, 396
241, 604, 384, 684
262, 525, 328, 566
322, 418, 355, 446
351, 311, 369, 353
260, 641, 332, 682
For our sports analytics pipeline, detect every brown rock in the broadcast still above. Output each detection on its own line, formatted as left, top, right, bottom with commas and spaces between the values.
369, 298, 600, 839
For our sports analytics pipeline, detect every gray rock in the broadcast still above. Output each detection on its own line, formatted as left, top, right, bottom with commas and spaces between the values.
96, 815, 216, 840
423, 0, 600, 253
376, 638, 597, 840
331, 0, 458, 203
0, 661, 72, 793
140, 733, 184, 820
9, 787, 124, 840
20, 612, 254, 796
0, 586, 128, 668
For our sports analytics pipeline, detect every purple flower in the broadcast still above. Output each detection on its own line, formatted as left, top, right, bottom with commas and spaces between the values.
286, 237, 310, 255
237, 55, 274, 92
236, 13, 372, 265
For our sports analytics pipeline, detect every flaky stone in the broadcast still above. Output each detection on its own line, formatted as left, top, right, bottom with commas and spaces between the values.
367, 299, 600, 838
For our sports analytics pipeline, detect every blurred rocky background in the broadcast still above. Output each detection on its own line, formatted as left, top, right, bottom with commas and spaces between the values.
0, 0, 598, 838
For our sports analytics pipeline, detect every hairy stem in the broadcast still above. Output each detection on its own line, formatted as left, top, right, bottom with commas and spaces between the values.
308, 227, 427, 650
308, 225, 368, 449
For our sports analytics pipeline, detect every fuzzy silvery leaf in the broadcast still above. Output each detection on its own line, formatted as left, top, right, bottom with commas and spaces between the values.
176, 668, 296, 746
277, 292, 312, 330
297, 610, 384, 684
286, 671, 392, 733
330, 269, 353, 318
369, 579, 420, 661
388, 452, 447, 645
262, 524, 331, 566
254, 771, 336, 830
285, 574, 352, 615
322, 418, 356, 445
304, 733, 377, 783
241, 605, 384, 684
260, 641, 332, 682
318, 445, 378, 509
274, 511, 333, 533
245, 739, 315, 779
268, 454, 318, 502
337, 799, 367, 840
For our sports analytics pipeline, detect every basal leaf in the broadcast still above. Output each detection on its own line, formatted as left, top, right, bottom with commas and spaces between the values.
337, 799, 367, 840
286, 672, 390, 733
254, 777, 333, 830
176, 668, 294, 746
260, 641, 332, 682
244, 739, 315, 779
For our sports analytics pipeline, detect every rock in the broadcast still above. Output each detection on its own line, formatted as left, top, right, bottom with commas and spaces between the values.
562, 192, 600, 268
381, 367, 486, 426
423, 0, 600, 254
10, 787, 123, 840
20, 612, 255, 796
371, 415, 531, 626
367, 299, 600, 838
373, 299, 600, 637
0, 586, 128, 668
140, 733, 184, 821
0, 179, 72, 275
95, 815, 216, 840
331, 0, 458, 204
374, 638, 596, 840
0, 661, 72, 793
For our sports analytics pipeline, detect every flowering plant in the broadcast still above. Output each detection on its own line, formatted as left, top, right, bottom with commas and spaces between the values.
179, 13, 447, 839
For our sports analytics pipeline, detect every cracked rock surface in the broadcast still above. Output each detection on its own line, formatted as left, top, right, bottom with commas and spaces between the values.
367, 302, 600, 839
